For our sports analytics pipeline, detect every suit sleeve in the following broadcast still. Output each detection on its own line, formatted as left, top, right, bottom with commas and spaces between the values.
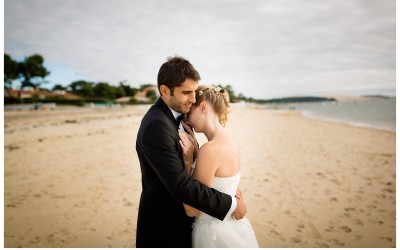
139, 119, 232, 221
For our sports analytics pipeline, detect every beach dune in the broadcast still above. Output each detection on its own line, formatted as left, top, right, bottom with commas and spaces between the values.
4, 105, 396, 247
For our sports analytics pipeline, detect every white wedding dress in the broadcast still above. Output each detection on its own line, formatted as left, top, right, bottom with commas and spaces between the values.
192, 172, 259, 248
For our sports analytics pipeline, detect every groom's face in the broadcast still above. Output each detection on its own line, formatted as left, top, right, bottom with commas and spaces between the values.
166, 79, 198, 114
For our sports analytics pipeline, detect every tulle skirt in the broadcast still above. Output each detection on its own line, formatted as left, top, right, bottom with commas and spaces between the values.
192, 216, 259, 248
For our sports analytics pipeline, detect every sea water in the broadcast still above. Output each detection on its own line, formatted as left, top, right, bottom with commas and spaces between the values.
265, 97, 396, 132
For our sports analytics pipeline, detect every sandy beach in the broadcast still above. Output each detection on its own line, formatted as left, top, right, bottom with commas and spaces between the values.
4, 104, 396, 247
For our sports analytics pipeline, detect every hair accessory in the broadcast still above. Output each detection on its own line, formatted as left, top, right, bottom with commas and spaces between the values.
198, 86, 224, 97
212, 86, 222, 92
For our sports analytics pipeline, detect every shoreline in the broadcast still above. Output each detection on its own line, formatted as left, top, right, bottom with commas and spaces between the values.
300, 110, 396, 132
246, 97, 396, 133
231, 104, 396, 133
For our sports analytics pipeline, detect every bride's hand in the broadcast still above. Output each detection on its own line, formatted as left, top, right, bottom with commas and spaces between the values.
178, 130, 194, 175
181, 121, 199, 159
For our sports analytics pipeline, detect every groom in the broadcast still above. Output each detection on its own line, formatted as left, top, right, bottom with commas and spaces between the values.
135, 56, 247, 247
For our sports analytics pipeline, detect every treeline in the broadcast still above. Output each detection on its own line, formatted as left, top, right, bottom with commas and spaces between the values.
216, 86, 337, 104
57, 80, 141, 102
5, 53, 335, 106
4, 53, 252, 105
251, 96, 336, 104
4, 53, 157, 104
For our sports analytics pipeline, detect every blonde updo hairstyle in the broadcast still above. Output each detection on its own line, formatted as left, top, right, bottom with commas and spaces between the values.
193, 85, 231, 126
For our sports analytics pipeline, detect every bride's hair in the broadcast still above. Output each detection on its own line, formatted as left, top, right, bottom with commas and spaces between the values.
193, 85, 231, 126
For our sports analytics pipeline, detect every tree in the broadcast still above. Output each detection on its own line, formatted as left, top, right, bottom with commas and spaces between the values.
146, 89, 157, 98
114, 86, 126, 99
4, 54, 18, 86
69, 80, 94, 97
139, 84, 154, 91
131, 88, 139, 97
52, 84, 67, 91
37, 87, 50, 92
93, 82, 115, 99
237, 93, 250, 102
144, 89, 157, 102
4, 54, 19, 96
129, 88, 139, 104
17, 54, 50, 101
217, 84, 237, 103
119, 80, 138, 97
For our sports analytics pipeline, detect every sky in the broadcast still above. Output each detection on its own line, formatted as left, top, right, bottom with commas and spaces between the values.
4, 0, 396, 99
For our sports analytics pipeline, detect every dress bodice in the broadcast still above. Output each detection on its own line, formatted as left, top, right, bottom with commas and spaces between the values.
212, 172, 241, 196
195, 172, 241, 225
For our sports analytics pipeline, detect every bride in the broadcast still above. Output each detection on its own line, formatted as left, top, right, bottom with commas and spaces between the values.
178, 85, 259, 248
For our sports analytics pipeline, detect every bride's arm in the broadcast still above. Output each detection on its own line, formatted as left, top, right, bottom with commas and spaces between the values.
183, 143, 218, 217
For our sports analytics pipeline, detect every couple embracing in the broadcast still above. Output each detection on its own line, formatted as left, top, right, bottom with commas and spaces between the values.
136, 56, 259, 248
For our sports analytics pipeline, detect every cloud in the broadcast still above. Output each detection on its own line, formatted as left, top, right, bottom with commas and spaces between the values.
5, 0, 395, 98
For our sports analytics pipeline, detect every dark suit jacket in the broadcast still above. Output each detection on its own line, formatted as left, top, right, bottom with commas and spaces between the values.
135, 98, 232, 248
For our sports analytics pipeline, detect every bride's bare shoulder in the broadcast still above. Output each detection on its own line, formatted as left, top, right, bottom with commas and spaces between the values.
197, 141, 219, 159
199, 141, 216, 151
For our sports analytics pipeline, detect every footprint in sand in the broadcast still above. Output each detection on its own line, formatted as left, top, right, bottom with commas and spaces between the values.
329, 178, 341, 185
297, 223, 305, 229
296, 223, 305, 233
330, 197, 338, 202
330, 238, 345, 246
291, 236, 302, 243
29, 229, 77, 247
366, 217, 381, 225
355, 235, 363, 240
343, 213, 351, 218
325, 226, 336, 232
381, 237, 393, 242
122, 198, 133, 206
339, 225, 352, 233
382, 188, 394, 194
316, 242, 330, 247
269, 229, 283, 239
65, 119, 78, 123
5, 144, 20, 151
354, 219, 364, 226
344, 207, 356, 212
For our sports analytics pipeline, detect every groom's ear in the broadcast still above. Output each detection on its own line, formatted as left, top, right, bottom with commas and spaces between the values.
160, 85, 169, 97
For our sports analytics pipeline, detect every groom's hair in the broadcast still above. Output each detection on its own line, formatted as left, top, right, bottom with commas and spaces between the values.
157, 55, 201, 95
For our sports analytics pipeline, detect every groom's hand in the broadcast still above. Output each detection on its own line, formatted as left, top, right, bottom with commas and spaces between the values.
232, 188, 247, 220
181, 121, 199, 159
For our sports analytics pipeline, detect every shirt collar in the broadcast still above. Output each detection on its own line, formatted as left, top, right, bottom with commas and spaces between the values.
169, 107, 182, 120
